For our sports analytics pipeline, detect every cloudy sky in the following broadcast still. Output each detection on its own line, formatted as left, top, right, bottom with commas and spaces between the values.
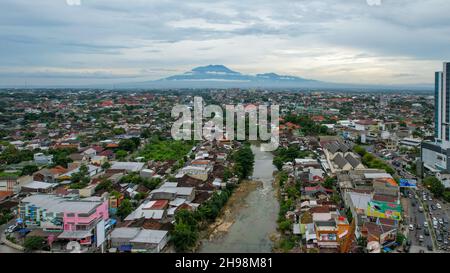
1, 0, 450, 87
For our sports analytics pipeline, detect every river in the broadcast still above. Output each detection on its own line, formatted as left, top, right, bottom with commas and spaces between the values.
198, 144, 279, 253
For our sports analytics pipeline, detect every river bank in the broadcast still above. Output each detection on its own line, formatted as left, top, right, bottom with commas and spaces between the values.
198, 144, 279, 253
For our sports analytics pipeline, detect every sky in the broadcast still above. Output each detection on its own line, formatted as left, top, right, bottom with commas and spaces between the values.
1, 0, 450, 87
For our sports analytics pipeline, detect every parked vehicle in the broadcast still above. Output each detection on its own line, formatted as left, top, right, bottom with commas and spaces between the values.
5, 225, 17, 234
424, 221, 428, 228
436, 203, 442, 209
424, 229, 430, 236
419, 235, 424, 242
427, 244, 433, 251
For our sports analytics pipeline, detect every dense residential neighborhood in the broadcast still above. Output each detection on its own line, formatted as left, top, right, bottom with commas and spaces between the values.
0, 86, 448, 254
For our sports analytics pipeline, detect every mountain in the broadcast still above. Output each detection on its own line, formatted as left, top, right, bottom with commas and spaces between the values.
116, 65, 327, 89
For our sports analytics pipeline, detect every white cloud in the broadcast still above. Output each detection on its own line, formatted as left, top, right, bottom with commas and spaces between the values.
66, 0, 81, 6
367, 0, 382, 6
0, 0, 448, 86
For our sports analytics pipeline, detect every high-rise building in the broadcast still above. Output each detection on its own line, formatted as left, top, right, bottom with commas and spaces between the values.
434, 62, 450, 145
421, 62, 450, 174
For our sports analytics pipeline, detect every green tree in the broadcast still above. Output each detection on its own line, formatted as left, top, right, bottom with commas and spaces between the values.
170, 222, 199, 252
21, 165, 39, 176
24, 236, 46, 252
117, 199, 134, 220
233, 144, 255, 179
119, 139, 137, 152
115, 150, 128, 160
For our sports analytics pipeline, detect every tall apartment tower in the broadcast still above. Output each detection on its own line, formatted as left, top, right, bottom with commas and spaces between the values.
435, 62, 450, 148
421, 62, 450, 174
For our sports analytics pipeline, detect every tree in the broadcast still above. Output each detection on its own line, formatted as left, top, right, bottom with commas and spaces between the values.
423, 176, 445, 197
278, 220, 292, 233
353, 145, 367, 157
233, 144, 254, 179
396, 232, 406, 245
115, 150, 128, 160
117, 199, 134, 220
24, 236, 46, 252
101, 161, 111, 170
119, 139, 137, 152
273, 157, 284, 171
175, 210, 198, 230
21, 165, 39, 176
323, 177, 336, 189
170, 222, 199, 252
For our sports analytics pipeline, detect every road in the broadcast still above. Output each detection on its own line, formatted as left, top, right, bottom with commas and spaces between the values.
416, 187, 450, 252
0, 221, 22, 253
404, 189, 434, 252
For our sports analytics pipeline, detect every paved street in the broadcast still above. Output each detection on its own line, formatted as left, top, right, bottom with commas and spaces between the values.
0, 221, 22, 253
403, 186, 450, 253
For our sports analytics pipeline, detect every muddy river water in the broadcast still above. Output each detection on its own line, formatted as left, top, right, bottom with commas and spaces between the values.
198, 144, 279, 253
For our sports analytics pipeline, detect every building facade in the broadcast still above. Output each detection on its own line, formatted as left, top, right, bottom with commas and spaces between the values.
421, 62, 450, 173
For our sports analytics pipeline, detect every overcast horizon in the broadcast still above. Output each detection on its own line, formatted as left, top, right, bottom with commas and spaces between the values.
1, 0, 450, 87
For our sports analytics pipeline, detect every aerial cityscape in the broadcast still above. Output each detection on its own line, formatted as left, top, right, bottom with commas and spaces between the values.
1, 0, 450, 262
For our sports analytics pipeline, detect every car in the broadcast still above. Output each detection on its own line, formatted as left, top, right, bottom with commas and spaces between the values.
424, 229, 430, 236
444, 219, 449, 224
418, 206, 424, 212
423, 196, 428, 201
5, 225, 17, 233
429, 196, 433, 201
439, 219, 444, 225
427, 244, 433, 251
437, 236, 443, 242
444, 240, 449, 245
416, 223, 422, 230
409, 224, 414, 231
424, 221, 429, 228
412, 201, 416, 207
419, 235, 424, 242
437, 203, 442, 209
431, 205, 436, 210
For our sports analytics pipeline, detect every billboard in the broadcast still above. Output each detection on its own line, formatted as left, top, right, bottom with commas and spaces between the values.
399, 178, 417, 188
96, 219, 106, 248
367, 200, 402, 220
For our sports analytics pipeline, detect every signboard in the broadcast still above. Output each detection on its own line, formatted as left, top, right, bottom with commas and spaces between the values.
367, 200, 402, 220
96, 219, 106, 248
399, 178, 417, 188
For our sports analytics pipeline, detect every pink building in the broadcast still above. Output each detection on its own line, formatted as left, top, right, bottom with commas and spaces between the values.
20, 195, 110, 246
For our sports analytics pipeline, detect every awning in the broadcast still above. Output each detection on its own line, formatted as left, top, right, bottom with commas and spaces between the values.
118, 245, 133, 252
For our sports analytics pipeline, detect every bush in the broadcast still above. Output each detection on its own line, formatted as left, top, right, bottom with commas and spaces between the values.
24, 236, 46, 252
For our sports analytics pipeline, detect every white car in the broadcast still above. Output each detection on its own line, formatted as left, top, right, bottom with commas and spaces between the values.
429, 196, 433, 201
419, 235, 424, 242
5, 225, 16, 233
436, 203, 442, 209
439, 219, 444, 225
424, 221, 429, 228
423, 196, 427, 201
409, 224, 414, 231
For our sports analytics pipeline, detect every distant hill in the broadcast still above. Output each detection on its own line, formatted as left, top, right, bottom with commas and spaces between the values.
0, 64, 433, 91
115, 65, 432, 91
116, 64, 327, 89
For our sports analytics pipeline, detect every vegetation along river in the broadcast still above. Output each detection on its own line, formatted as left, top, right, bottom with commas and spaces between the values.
198, 143, 279, 253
